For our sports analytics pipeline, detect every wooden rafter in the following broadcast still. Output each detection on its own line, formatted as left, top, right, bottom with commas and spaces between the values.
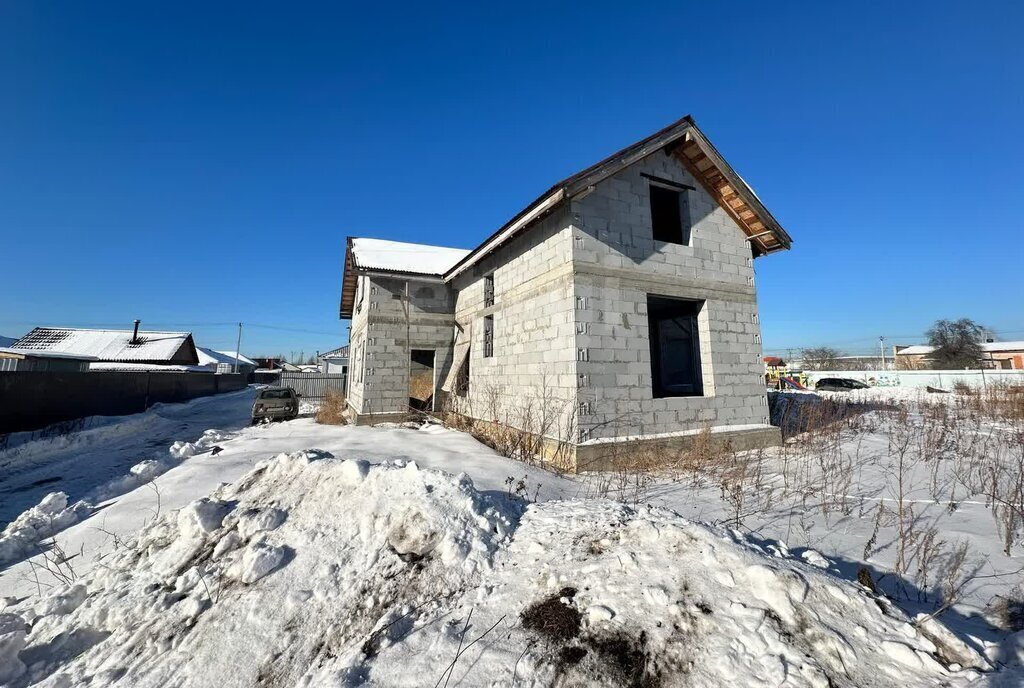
673, 136, 785, 254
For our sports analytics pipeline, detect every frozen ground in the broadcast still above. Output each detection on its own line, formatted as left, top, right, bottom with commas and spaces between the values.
0, 388, 1022, 685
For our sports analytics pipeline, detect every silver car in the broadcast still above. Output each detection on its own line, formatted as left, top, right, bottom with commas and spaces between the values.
252, 387, 300, 423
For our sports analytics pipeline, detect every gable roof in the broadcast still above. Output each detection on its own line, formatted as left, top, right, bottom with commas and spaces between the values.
320, 345, 349, 359
444, 115, 791, 280
13, 327, 199, 364
338, 115, 793, 319
196, 347, 257, 368
340, 238, 470, 318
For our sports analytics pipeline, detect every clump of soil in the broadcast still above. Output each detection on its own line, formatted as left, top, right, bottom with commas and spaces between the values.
521, 587, 581, 641
590, 631, 660, 688
521, 587, 664, 687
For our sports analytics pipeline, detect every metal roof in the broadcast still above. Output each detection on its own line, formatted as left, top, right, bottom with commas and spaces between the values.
13, 327, 198, 364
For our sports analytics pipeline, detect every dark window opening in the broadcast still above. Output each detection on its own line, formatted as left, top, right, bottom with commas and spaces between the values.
649, 184, 692, 245
455, 353, 470, 396
484, 274, 495, 307
483, 315, 494, 358
648, 295, 703, 397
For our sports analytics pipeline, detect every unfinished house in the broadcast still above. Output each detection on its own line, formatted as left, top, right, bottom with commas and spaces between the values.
340, 115, 792, 470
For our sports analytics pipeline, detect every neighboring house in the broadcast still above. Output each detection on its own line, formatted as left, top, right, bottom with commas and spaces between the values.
895, 342, 1024, 370
791, 355, 888, 371
13, 325, 200, 366
319, 345, 349, 375
340, 115, 792, 470
196, 347, 258, 375
0, 348, 96, 372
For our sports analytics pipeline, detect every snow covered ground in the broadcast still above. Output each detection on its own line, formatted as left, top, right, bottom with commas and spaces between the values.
1, 388, 1022, 685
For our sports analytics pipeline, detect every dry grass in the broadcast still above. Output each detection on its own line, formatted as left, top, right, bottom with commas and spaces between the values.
315, 389, 348, 425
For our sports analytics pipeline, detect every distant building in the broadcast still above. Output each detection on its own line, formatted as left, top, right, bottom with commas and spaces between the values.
319, 345, 349, 375
894, 342, 1024, 370
196, 348, 258, 375
12, 325, 199, 366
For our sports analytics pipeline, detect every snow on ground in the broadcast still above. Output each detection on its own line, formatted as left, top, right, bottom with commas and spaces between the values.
0, 389, 257, 527
1, 388, 1022, 685
0, 453, 995, 687
0, 397, 576, 602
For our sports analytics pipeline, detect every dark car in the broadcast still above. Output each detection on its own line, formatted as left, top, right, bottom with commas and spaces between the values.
814, 378, 870, 392
252, 387, 301, 423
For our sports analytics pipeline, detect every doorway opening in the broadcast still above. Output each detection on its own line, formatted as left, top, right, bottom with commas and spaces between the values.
409, 349, 435, 411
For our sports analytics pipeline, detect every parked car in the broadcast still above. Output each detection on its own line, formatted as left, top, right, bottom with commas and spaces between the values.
252, 387, 301, 423
814, 378, 869, 392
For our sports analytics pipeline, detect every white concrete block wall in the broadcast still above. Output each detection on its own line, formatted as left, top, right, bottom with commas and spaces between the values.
347, 273, 457, 417
570, 153, 770, 440
346, 149, 776, 448
447, 207, 579, 440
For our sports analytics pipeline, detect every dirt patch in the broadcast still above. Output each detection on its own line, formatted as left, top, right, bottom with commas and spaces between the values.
589, 631, 660, 688
521, 587, 581, 641
521, 588, 666, 687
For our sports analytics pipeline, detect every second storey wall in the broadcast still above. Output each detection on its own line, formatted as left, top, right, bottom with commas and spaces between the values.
569, 151, 771, 445
447, 206, 579, 442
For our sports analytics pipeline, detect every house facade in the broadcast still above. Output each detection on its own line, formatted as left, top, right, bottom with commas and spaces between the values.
340, 116, 792, 470
318, 345, 350, 375
895, 342, 1024, 370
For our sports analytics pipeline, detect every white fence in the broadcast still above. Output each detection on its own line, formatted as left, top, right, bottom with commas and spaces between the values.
804, 369, 1024, 389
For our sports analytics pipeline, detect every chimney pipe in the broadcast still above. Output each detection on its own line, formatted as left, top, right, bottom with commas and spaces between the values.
132, 319, 141, 344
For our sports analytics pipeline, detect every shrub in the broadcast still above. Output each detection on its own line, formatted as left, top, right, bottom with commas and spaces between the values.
315, 390, 347, 425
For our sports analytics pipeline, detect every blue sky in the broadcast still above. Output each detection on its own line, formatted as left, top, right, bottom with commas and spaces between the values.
2, 1, 1021, 358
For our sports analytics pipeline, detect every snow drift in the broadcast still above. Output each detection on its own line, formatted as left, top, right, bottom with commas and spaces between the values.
0, 451, 989, 687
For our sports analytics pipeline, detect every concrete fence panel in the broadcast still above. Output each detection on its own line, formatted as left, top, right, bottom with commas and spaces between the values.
803, 369, 1024, 389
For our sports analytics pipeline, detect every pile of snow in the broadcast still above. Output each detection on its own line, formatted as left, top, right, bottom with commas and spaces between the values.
0, 493, 90, 567
0, 452, 993, 687
168, 429, 230, 460
2, 451, 512, 687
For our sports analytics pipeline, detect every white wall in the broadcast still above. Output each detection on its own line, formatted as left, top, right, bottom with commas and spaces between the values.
805, 369, 1024, 389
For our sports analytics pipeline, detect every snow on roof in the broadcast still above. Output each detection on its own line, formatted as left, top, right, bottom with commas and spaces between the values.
896, 341, 1024, 356
350, 238, 471, 276
89, 362, 207, 372
14, 327, 194, 362
196, 347, 257, 367
0, 347, 98, 361
320, 345, 349, 359
984, 340, 1024, 352
216, 350, 257, 366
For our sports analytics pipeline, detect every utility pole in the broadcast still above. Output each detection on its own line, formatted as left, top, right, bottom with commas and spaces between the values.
879, 336, 885, 371
234, 322, 243, 374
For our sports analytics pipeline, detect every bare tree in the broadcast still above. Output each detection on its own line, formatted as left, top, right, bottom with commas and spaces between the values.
801, 346, 844, 371
926, 319, 985, 369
